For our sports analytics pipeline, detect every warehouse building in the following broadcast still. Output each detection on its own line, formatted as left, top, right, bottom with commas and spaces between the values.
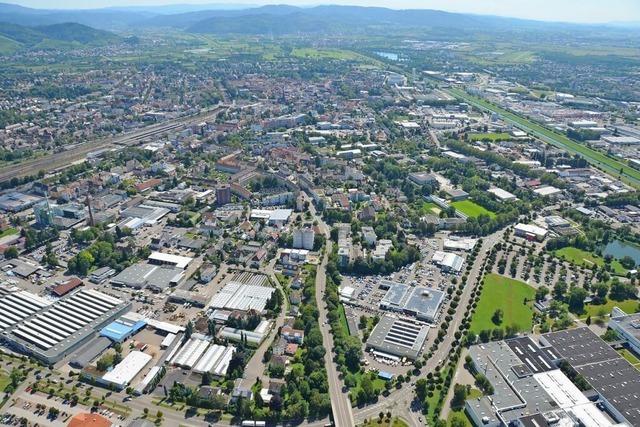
379, 280, 445, 322
70, 336, 112, 369
100, 314, 146, 343
192, 344, 236, 377
514, 223, 548, 241
465, 336, 619, 427
365, 315, 429, 360
110, 263, 184, 291
100, 351, 152, 390
488, 187, 518, 202
208, 282, 275, 312
541, 327, 640, 427
1, 289, 130, 364
431, 250, 464, 273
169, 334, 211, 369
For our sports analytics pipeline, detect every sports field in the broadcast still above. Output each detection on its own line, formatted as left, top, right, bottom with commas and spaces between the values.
451, 200, 496, 219
470, 274, 536, 334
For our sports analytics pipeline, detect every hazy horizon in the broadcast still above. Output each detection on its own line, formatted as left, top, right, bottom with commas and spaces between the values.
6, 0, 640, 24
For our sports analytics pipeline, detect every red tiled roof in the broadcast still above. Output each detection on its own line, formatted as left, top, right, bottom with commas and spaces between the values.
52, 277, 83, 297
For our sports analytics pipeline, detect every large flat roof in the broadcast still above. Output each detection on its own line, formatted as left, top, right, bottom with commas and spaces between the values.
366, 315, 429, 360
2, 289, 130, 363
102, 351, 152, 388
543, 327, 640, 426
379, 280, 444, 321
148, 252, 192, 269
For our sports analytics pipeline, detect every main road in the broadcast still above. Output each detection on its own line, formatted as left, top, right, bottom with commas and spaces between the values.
350, 227, 506, 426
0, 105, 228, 184
307, 194, 355, 427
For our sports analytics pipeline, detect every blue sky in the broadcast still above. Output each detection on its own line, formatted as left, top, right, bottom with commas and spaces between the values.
11, 0, 640, 23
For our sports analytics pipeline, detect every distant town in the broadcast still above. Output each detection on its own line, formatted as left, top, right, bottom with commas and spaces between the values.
0, 2, 639, 427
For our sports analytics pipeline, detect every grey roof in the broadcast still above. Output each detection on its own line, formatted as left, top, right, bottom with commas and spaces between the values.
70, 336, 112, 368
2, 289, 130, 364
366, 315, 429, 359
543, 327, 640, 426
468, 340, 559, 424
110, 264, 183, 290
379, 280, 445, 321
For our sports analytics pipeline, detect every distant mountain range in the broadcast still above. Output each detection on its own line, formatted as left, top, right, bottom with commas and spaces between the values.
0, 2, 635, 40
0, 21, 121, 53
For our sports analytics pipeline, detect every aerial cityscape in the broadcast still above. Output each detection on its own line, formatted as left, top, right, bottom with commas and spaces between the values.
0, 1, 639, 426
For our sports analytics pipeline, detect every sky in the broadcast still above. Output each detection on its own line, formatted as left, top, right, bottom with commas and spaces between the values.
9, 0, 640, 24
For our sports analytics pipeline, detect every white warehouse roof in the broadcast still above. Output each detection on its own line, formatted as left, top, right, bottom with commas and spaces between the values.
208, 282, 275, 312
148, 252, 192, 269
102, 351, 152, 389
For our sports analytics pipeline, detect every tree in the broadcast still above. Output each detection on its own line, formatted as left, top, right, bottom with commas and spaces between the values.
491, 309, 504, 325
451, 384, 468, 408
553, 281, 568, 301
4, 246, 18, 259
535, 286, 549, 302
415, 378, 428, 401
156, 410, 163, 419
567, 287, 588, 314
143, 408, 149, 416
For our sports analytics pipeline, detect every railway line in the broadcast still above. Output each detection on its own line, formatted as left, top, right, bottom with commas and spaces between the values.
0, 106, 227, 184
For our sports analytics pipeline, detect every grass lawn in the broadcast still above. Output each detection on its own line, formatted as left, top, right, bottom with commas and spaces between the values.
469, 132, 511, 142
555, 246, 627, 275
0, 370, 10, 392
470, 274, 536, 334
582, 299, 640, 319
0, 228, 17, 239
338, 304, 350, 335
360, 417, 409, 427
618, 349, 640, 366
419, 202, 440, 215
451, 200, 496, 219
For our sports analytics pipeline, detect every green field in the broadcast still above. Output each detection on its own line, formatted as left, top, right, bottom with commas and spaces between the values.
448, 88, 640, 189
554, 246, 627, 275
618, 349, 640, 367
469, 132, 511, 142
0, 370, 10, 392
470, 274, 536, 333
0, 228, 17, 239
582, 299, 640, 319
419, 201, 440, 215
451, 200, 496, 219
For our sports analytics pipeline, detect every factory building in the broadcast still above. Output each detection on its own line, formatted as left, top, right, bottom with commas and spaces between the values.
465, 336, 621, 427
1, 289, 130, 364
541, 327, 640, 427
208, 282, 275, 313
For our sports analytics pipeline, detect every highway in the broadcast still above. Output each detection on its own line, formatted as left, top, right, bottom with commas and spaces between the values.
0, 105, 227, 184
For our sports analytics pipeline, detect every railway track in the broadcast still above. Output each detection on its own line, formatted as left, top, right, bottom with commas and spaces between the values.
0, 106, 227, 183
